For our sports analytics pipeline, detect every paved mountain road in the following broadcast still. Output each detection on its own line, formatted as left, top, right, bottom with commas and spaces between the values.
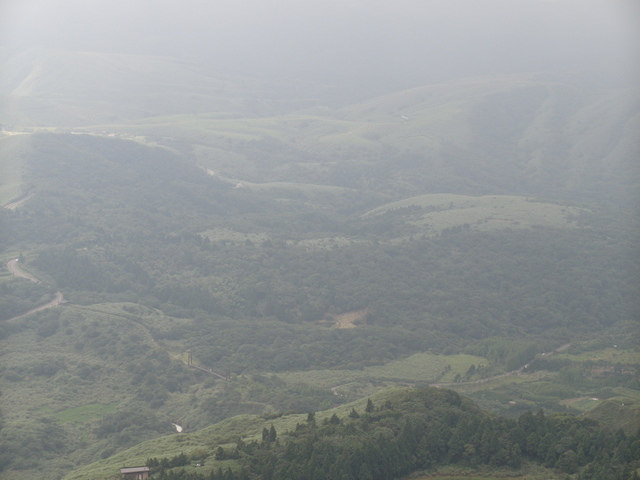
4, 258, 65, 321
7, 258, 41, 283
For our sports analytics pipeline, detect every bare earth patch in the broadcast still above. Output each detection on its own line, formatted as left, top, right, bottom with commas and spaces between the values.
333, 309, 368, 329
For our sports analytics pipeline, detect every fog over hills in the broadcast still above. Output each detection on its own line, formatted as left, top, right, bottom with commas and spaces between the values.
0, 2, 639, 480
2, 0, 639, 97
1, 49, 638, 205
0, 48, 317, 124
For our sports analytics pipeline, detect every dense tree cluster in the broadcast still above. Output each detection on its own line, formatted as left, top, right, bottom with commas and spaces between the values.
143, 388, 640, 480
24, 222, 638, 374
2, 134, 635, 376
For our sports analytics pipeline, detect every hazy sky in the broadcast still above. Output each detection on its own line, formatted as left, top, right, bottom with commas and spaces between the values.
1, 0, 638, 93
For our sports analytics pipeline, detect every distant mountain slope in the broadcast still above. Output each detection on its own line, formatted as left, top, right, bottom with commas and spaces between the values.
323, 76, 640, 205
0, 48, 327, 126
70, 74, 635, 206
1, 49, 637, 205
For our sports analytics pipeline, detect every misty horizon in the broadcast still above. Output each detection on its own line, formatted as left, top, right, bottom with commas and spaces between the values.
2, 0, 639, 100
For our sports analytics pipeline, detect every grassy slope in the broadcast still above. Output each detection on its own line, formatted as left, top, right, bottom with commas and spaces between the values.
196, 192, 589, 247
56, 337, 639, 480
447, 342, 640, 422
585, 396, 640, 435
278, 353, 487, 389
361, 194, 588, 235
61, 388, 406, 480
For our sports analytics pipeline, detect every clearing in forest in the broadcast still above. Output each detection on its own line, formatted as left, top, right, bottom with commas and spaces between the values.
333, 309, 368, 329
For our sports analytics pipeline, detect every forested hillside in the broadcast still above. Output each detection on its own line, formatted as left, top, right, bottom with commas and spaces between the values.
0, 60, 638, 480
65, 387, 640, 480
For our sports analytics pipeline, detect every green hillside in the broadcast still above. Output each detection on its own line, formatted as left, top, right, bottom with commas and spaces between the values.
0, 53, 638, 480
0, 130, 636, 480
61, 387, 640, 480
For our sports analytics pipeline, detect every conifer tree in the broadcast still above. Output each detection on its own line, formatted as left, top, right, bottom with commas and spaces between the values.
365, 398, 375, 413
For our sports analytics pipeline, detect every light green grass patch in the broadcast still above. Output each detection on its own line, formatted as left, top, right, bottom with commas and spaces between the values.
447, 371, 554, 394
439, 354, 490, 382
554, 348, 640, 365
364, 352, 449, 381
561, 397, 604, 413
362, 194, 587, 235
56, 402, 119, 424
279, 353, 489, 389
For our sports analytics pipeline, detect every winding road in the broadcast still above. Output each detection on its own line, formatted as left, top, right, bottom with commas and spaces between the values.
4, 258, 65, 320
3, 193, 34, 210
7, 258, 41, 283
5, 258, 230, 380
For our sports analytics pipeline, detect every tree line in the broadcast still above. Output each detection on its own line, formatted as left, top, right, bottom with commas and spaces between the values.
144, 387, 640, 480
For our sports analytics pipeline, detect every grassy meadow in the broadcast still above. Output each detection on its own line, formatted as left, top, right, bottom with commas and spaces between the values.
278, 353, 488, 391
362, 194, 588, 234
